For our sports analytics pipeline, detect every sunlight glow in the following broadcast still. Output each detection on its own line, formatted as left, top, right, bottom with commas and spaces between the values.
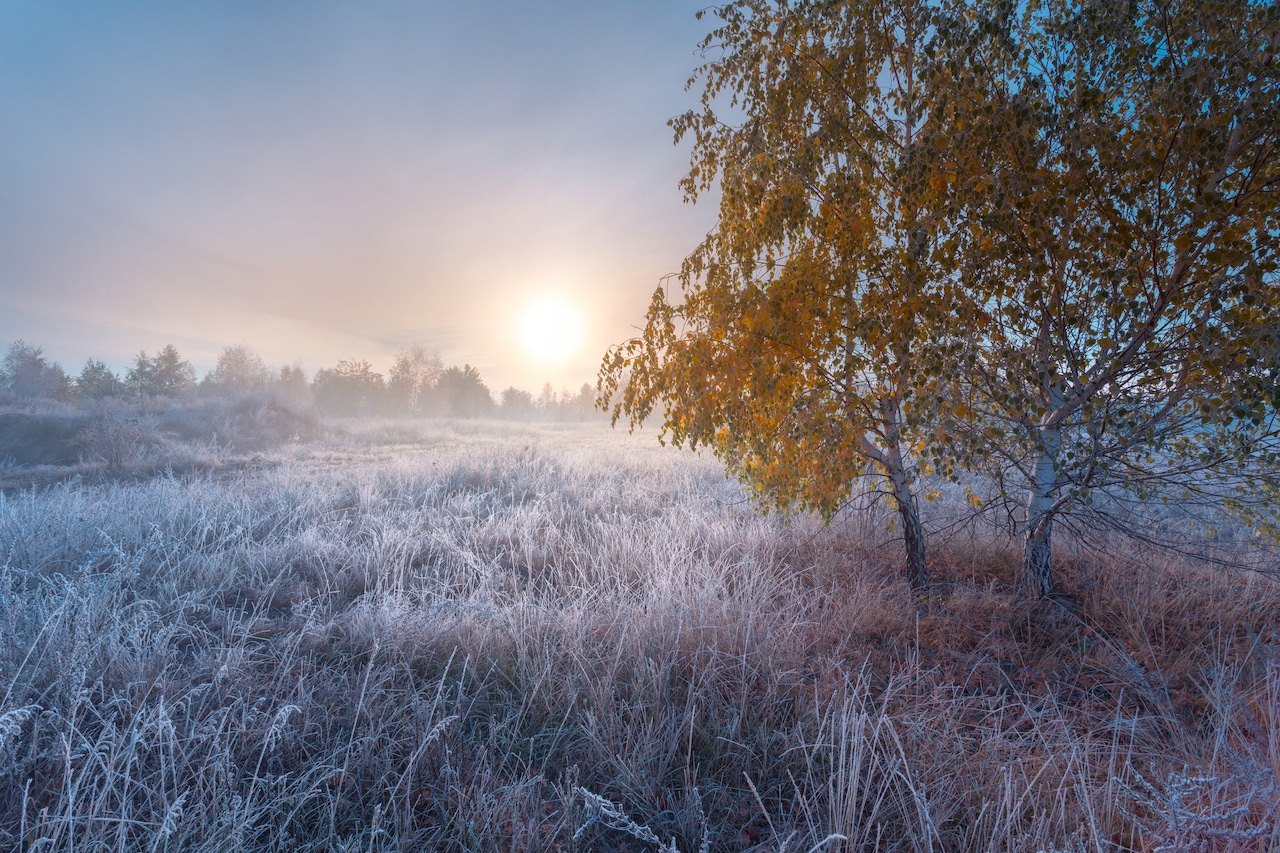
518, 297, 586, 365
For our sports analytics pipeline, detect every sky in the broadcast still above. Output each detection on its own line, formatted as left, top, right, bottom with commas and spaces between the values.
0, 0, 719, 393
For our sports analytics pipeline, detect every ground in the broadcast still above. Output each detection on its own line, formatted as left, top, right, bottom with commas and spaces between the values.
0, 416, 1277, 852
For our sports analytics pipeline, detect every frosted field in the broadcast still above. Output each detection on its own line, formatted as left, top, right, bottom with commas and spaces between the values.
1, 420, 1276, 852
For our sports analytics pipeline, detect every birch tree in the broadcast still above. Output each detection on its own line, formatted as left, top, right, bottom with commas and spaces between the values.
387, 345, 443, 415
936, 0, 1280, 595
600, 0, 966, 592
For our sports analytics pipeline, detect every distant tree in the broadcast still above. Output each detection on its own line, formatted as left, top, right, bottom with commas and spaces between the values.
77, 359, 125, 400
437, 364, 494, 417
1, 340, 72, 401
500, 386, 534, 418
536, 382, 558, 413
152, 345, 198, 397
125, 355, 151, 398
312, 359, 385, 415
387, 345, 443, 415
275, 364, 311, 405
202, 345, 271, 396
128, 345, 196, 399
567, 383, 599, 420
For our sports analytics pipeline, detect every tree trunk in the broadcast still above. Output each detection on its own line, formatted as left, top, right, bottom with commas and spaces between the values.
887, 466, 929, 593
1022, 512, 1054, 598
899, 491, 929, 594
1022, 432, 1060, 598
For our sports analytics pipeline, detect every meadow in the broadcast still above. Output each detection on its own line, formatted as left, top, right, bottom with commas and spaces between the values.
0, 414, 1277, 852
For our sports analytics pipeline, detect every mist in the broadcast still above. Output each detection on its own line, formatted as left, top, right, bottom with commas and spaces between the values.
0, 0, 716, 391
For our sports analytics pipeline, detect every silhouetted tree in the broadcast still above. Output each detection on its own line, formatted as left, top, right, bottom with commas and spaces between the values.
202, 345, 271, 396
77, 359, 125, 400
128, 345, 196, 399
437, 364, 494, 417
1, 340, 72, 401
312, 359, 385, 415
387, 345, 443, 415
500, 386, 534, 419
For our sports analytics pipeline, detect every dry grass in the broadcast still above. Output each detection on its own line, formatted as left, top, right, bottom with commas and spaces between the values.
0, 420, 1276, 852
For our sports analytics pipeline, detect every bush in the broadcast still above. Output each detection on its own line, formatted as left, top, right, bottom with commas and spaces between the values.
77, 404, 167, 472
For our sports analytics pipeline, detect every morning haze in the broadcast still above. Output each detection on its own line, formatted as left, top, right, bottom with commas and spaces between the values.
0, 0, 716, 392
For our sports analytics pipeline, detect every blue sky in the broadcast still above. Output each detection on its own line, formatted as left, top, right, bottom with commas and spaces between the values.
0, 1, 718, 392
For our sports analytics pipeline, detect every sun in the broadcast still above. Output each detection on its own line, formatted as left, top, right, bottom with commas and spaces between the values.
519, 297, 586, 364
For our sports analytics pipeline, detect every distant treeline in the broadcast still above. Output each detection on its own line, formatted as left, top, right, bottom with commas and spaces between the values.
0, 339, 602, 420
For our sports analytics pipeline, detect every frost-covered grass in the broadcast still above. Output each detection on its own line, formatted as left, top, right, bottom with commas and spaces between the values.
0, 420, 1276, 851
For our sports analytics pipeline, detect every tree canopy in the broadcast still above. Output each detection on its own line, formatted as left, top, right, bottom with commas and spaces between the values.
437, 364, 495, 418
77, 359, 124, 400
387, 345, 443, 415
127, 345, 197, 399
203, 345, 272, 396
312, 359, 386, 415
1, 340, 71, 401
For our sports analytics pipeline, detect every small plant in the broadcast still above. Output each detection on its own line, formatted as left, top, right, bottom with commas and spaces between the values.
0, 706, 37, 754
574, 787, 681, 853
1118, 764, 1279, 852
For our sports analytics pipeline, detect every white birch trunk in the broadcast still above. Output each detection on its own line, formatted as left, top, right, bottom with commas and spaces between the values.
1023, 421, 1061, 598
